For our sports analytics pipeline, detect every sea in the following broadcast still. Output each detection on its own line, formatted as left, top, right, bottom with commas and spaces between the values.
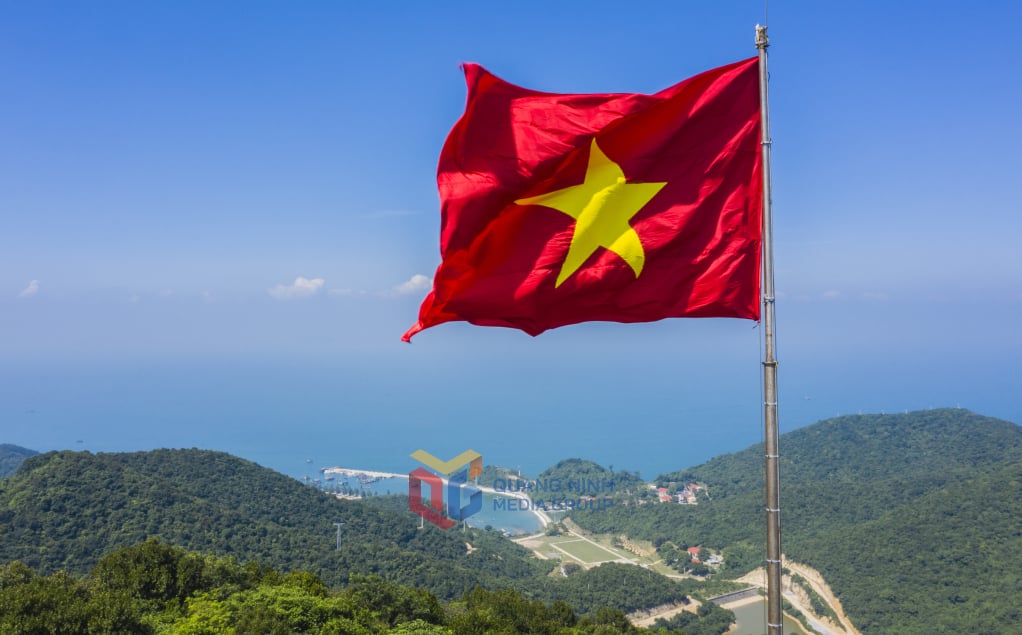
3, 354, 1018, 484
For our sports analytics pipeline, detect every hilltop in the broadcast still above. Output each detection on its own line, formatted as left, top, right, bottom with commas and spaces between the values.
662, 407, 1022, 492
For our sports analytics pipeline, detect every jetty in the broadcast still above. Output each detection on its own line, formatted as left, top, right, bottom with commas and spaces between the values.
321, 467, 407, 480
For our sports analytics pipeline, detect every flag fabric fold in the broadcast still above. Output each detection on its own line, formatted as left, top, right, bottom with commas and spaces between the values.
404, 57, 762, 342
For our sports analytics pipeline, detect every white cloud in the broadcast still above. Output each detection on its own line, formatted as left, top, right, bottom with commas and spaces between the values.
821, 290, 842, 300
393, 274, 431, 296
17, 280, 39, 298
268, 276, 325, 300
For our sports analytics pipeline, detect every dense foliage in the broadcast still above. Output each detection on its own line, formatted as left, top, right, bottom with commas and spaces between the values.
527, 563, 687, 616
661, 408, 1022, 496
537, 459, 647, 502
0, 443, 37, 478
0, 541, 653, 634
0, 448, 699, 618
651, 601, 734, 635
10, 409, 1018, 632
796, 457, 1022, 634
571, 409, 1022, 633
0, 449, 547, 597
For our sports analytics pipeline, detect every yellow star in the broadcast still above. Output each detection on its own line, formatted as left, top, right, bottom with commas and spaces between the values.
516, 139, 667, 287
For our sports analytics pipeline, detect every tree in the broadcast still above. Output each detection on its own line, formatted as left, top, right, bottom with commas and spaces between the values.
0, 569, 92, 635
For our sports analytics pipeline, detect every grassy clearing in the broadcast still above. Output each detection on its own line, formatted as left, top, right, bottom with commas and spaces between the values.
549, 538, 623, 563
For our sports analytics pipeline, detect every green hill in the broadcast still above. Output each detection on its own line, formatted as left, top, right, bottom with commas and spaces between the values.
538, 459, 645, 492
570, 409, 1022, 634
0, 444, 38, 478
0, 448, 545, 598
798, 456, 1022, 634
663, 407, 1022, 493
0, 448, 695, 618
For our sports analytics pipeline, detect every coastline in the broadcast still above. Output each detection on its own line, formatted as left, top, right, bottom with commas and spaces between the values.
476, 484, 552, 528
321, 467, 551, 530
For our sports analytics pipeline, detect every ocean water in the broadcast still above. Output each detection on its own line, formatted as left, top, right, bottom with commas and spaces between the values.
1, 356, 764, 479
2, 352, 1018, 483
465, 492, 545, 535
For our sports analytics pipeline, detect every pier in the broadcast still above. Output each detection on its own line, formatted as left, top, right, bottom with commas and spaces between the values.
321, 467, 408, 480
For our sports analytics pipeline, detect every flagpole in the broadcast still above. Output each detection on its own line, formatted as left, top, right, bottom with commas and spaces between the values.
756, 24, 783, 635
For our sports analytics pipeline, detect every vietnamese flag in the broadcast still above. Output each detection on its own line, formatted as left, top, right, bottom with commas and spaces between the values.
403, 57, 762, 342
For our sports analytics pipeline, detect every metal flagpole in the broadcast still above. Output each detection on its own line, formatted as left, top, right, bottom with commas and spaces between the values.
756, 24, 783, 635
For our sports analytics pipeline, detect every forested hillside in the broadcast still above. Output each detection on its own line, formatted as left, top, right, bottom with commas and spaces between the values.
800, 456, 1022, 634
538, 458, 646, 497
0, 448, 697, 618
0, 540, 652, 634
0, 449, 545, 597
570, 408, 1022, 633
663, 408, 1022, 494
9, 410, 1015, 632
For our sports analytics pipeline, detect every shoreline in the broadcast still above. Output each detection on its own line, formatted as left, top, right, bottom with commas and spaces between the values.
322, 469, 551, 530
476, 484, 552, 527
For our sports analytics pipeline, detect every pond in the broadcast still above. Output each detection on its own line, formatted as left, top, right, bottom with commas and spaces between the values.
727, 598, 811, 635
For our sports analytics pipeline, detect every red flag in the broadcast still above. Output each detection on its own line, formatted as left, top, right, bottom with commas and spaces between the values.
403, 57, 762, 342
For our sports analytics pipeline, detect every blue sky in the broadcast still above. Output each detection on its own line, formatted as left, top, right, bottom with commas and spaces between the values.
2, 2, 1020, 477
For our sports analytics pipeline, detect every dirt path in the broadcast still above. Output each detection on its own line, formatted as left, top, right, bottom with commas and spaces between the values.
736, 561, 861, 635
629, 600, 698, 628
785, 561, 861, 635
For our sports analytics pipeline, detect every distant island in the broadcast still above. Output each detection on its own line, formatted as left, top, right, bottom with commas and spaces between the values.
0, 443, 37, 478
